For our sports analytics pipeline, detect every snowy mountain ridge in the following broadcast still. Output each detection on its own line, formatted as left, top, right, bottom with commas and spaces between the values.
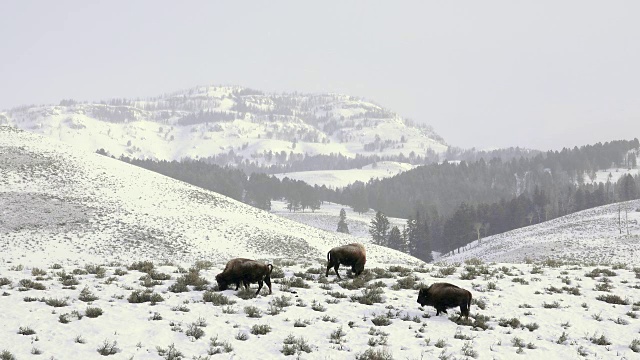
0, 85, 447, 165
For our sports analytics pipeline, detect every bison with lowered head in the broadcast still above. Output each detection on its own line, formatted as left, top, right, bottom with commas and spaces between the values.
417, 282, 472, 320
326, 243, 366, 280
218, 258, 252, 290
216, 258, 274, 295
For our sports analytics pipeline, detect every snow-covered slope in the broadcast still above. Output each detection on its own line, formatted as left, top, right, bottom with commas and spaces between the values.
2, 255, 640, 359
0, 125, 418, 267
0, 85, 447, 165
590, 167, 639, 185
271, 200, 409, 240
273, 161, 418, 188
440, 200, 640, 264
3, 127, 640, 360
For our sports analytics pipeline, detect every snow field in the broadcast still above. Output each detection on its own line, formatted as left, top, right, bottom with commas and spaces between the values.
1, 259, 640, 359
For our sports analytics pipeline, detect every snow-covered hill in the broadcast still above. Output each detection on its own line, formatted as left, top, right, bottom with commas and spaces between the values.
0, 85, 447, 166
273, 161, 418, 188
3, 126, 640, 359
440, 200, 640, 264
591, 167, 640, 185
271, 201, 409, 241
0, 125, 418, 267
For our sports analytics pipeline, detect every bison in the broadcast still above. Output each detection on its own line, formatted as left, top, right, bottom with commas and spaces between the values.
218, 258, 252, 290
326, 243, 366, 280
216, 259, 274, 295
417, 282, 472, 320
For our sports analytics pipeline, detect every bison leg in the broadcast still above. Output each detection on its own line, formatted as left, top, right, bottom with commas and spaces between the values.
234, 280, 243, 290
255, 280, 263, 295
460, 304, 470, 320
333, 264, 341, 279
327, 261, 340, 278
264, 276, 272, 294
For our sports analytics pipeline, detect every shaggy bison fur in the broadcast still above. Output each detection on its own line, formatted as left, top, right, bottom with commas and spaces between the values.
325, 243, 366, 280
417, 282, 472, 320
216, 259, 274, 295
218, 258, 252, 290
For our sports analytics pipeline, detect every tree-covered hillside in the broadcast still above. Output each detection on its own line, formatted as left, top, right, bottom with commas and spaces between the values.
105, 138, 640, 262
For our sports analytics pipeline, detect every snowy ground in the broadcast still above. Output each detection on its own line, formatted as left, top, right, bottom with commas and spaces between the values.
273, 161, 418, 189
441, 201, 640, 265
0, 125, 417, 269
1, 259, 640, 359
3, 126, 640, 359
270, 201, 409, 242
591, 167, 639, 185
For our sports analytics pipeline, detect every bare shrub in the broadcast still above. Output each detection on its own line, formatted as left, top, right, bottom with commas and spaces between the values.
128, 261, 155, 273
127, 289, 164, 304
156, 344, 183, 359
203, 291, 236, 306
96, 340, 118, 356
186, 323, 205, 340
85, 307, 103, 318
596, 294, 629, 305
79, 286, 99, 302
350, 287, 384, 305
355, 347, 393, 360
250, 324, 271, 335
18, 326, 36, 335
244, 306, 262, 318
281, 334, 312, 355
589, 333, 611, 346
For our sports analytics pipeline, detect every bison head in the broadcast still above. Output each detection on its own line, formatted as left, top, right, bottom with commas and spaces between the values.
215, 274, 229, 291
417, 287, 430, 307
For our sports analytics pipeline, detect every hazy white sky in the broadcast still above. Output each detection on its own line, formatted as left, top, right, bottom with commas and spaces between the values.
1, 1, 639, 151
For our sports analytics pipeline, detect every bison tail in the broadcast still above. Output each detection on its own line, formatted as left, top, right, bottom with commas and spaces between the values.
267, 264, 273, 275
327, 250, 331, 263
467, 292, 472, 313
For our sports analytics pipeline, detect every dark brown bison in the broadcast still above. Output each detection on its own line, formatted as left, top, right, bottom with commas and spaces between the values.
216, 259, 274, 295
218, 258, 252, 290
326, 243, 366, 280
417, 282, 472, 320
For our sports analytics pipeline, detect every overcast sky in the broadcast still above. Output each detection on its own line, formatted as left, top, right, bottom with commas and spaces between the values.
1, 1, 639, 151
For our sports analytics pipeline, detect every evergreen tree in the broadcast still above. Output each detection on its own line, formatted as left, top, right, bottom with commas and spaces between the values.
406, 215, 433, 262
336, 208, 350, 234
245, 172, 273, 210
406, 217, 419, 255
388, 226, 404, 252
369, 211, 390, 246
620, 174, 639, 201
350, 181, 370, 214
415, 216, 433, 261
